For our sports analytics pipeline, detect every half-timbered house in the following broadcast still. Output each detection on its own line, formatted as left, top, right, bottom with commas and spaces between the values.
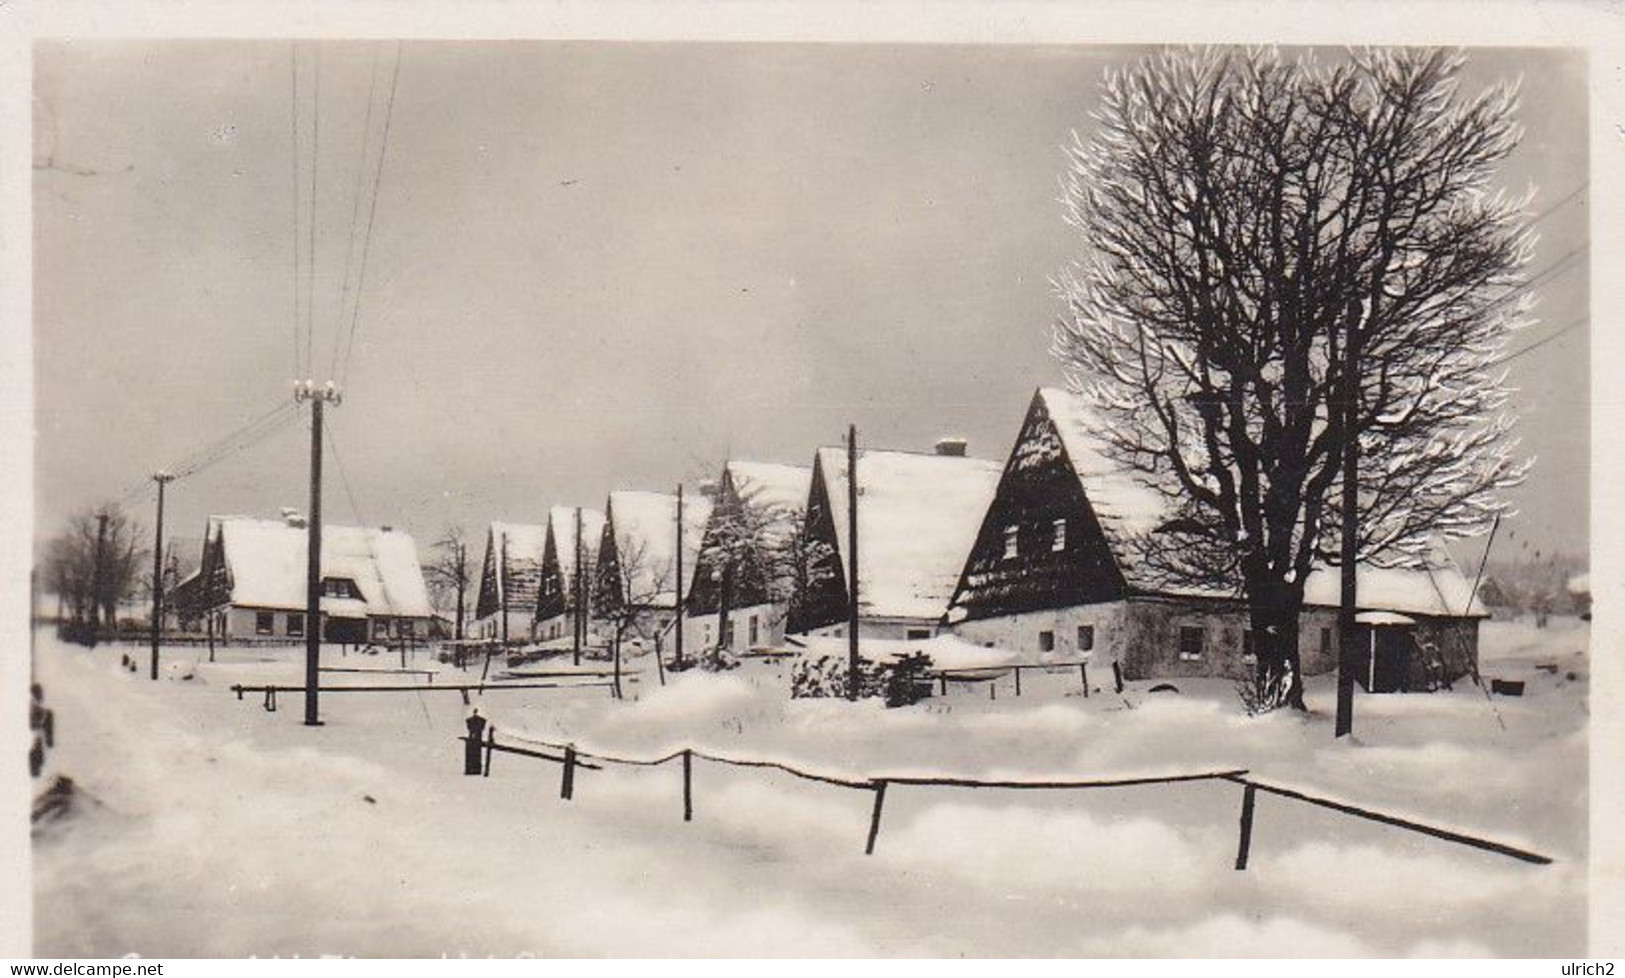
946, 387, 1488, 685
686, 460, 812, 654
793, 441, 1003, 640
532, 505, 607, 645
187, 512, 434, 645
472, 521, 546, 643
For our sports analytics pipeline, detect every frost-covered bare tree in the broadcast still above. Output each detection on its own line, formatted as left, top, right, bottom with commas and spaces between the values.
43, 504, 148, 636
1054, 47, 1531, 710
424, 526, 471, 640
693, 484, 800, 661
593, 531, 672, 698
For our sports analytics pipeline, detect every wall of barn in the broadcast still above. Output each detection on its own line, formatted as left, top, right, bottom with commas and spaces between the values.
949, 601, 1130, 660
685, 601, 790, 653
949, 598, 1346, 682
803, 616, 945, 642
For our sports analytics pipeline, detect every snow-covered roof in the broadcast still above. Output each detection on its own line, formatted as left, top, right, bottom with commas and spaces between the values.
487, 521, 546, 598
1034, 386, 1488, 619
727, 461, 812, 513
725, 460, 812, 547
547, 505, 607, 587
816, 446, 1004, 622
210, 515, 433, 618
603, 490, 713, 608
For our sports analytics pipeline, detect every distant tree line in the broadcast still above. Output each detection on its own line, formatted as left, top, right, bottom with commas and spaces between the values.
38, 504, 150, 641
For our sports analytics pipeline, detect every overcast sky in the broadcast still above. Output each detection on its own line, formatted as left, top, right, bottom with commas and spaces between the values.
32, 42, 1588, 568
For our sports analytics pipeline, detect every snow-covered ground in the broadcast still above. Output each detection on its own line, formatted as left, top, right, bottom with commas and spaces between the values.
32, 617, 1588, 957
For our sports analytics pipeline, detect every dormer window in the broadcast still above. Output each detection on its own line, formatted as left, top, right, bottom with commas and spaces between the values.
1003, 525, 1019, 560
321, 577, 362, 600
1052, 518, 1067, 551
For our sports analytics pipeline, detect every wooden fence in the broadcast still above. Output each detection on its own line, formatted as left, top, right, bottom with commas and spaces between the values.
230, 679, 616, 712
460, 729, 1554, 869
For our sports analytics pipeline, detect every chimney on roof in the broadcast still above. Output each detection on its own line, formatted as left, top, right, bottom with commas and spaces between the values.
935, 437, 968, 457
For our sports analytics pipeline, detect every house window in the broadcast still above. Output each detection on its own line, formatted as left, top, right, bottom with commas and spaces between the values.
1320, 627, 1333, 655
373, 619, 389, 639
255, 611, 274, 636
1077, 624, 1095, 651
1242, 629, 1256, 663
1003, 525, 1019, 560
1039, 630, 1055, 652
722, 620, 735, 649
1178, 625, 1205, 660
906, 628, 932, 641
749, 616, 760, 647
287, 613, 305, 638
1052, 519, 1067, 552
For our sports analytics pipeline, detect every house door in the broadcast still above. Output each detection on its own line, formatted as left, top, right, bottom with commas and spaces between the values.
325, 618, 366, 645
1361, 627, 1415, 693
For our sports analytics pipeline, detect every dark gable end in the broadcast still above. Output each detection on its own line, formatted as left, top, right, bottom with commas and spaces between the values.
687, 467, 777, 616
790, 452, 849, 633
949, 390, 1129, 621
534, 520, 566, 624
474, 526, 501, 621
593, 500, 625, 618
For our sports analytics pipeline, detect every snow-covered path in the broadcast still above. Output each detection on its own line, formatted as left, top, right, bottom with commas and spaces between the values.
32, 621, 1588, 957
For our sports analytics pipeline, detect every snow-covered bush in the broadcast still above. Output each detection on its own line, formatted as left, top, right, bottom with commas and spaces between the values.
790, 652, 932, 707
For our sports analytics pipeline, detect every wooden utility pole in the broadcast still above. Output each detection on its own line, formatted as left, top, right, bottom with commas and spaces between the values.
295, 380, 342, 727
89, 511, 110, 645
149, 471, 175, 680
573, 507, 584, 667
1335, 300, 1362, 738
674, 484, 686, 671
454, 542, 467, 642
499, 531, 510, 649
846, 424, 860, 701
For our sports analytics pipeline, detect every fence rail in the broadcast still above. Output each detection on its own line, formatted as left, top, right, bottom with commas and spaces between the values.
231, 680, 616, 712
458, 729, 1554, 869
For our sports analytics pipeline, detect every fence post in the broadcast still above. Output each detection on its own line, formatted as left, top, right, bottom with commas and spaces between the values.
561, 745, 576, 800
1234, 782, 1258, 870
1080, 662, 1089, 697
989, 680, 996, 702
682, 749, 693, 822
938, 675, 947, 697
864, 780, 889, 855
483, 727, 495, 778
1112, 661, 1124, 694
1014, 667, 1022, 697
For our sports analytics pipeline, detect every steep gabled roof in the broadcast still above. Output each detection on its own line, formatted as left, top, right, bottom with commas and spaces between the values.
546, 505, 607, 588
815, 446, 1004, 621
723, 460, 813, 547
1032, 386, 1486, 619
603, 490, 713, 608
210, 515, 434, 617
479, 521, 548, 613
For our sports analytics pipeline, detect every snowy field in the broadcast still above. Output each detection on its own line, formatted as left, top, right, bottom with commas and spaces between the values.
31, 618, 1588, 957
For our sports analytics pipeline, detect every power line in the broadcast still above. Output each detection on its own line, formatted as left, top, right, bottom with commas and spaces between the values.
306, 47, 322, 379
1487, 314, 1587, 368
329, 45, 384, 380
290, 43, 303, 383
340, 41, 404, 387
1525, 180, 1588, 230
